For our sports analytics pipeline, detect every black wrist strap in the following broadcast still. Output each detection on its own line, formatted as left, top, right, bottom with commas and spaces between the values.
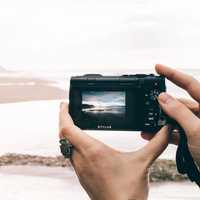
176, 127, 200, 187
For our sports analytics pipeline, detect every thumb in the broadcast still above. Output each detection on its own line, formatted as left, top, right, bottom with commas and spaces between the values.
59, 102, 100, 152
59, 102, 75, 136
158, 93, 200, 136
138, 126, 170, 166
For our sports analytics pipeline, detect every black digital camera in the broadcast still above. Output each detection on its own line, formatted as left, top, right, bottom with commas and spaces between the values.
69, 74, 167, 132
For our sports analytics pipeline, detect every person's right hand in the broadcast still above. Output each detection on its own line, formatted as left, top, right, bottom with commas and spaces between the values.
141, 64, 200, 167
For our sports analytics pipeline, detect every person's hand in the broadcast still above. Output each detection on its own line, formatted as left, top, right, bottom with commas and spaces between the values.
59, 103, 169, 200
141, 64, 200, 167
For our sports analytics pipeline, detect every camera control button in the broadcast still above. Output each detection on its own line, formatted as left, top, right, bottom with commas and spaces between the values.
148, 117, 155, 121
144, 123, 151, 126
149, 90, 160, 100
145, 101, 151, 106
148, 112, 154, 116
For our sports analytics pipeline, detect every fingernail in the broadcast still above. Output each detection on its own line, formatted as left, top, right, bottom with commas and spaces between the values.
60, 102, 65, 109
159, 93, 174, 104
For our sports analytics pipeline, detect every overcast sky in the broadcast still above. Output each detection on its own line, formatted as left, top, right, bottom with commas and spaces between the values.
0, 0, 200, 71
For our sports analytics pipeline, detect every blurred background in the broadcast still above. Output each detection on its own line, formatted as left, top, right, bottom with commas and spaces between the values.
0, 0, 200, 199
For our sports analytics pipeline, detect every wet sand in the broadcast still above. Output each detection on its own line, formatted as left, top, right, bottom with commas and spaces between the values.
149, 182, 200, 200
0, 76, 66, 103
0, 166, 199, 200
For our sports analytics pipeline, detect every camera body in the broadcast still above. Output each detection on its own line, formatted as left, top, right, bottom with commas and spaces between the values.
69, 74, 167, 132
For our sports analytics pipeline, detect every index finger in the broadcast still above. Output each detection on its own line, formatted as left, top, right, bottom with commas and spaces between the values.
178, 98, 200, 117
59, 103, 99, 152
155, 64, 200, 102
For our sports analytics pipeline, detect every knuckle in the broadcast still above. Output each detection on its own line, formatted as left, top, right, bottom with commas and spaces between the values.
176, 101, 185, 111
60, 127, 72, 138
185, 76, 196, 90
169, 70, 176, 80
60, 127, 68, 134
168, 100, 183, 112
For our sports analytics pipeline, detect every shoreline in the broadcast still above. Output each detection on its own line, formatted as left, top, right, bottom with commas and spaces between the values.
0, 153, 187, 183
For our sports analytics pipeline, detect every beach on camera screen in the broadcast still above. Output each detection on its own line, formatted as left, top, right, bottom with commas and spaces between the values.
82, 91, 126, 115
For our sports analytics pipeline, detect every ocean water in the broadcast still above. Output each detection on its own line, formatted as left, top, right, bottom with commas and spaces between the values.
83, 106, 124, 113
0, 100, 149, 155
0, 99, 178, 159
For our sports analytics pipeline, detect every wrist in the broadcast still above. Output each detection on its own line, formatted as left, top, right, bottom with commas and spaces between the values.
188, 143, 200, 167
91, 193, 148, 200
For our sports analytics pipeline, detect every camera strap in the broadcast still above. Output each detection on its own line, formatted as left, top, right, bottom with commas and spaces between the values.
176, 127, 200, 187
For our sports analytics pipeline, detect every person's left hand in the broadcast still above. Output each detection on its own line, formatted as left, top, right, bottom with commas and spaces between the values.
59, 103, 170, 200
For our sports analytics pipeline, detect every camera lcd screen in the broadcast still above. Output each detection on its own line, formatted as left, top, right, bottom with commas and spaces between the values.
82, 91, 126, 117
70, 89, 143, 130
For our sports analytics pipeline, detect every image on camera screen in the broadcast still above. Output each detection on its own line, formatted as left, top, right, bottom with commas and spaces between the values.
82, 91, 126, 119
